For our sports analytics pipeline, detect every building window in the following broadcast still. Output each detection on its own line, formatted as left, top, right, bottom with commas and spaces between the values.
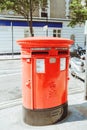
41, 0, 48, 17
41, 7, 48, 17
53, 29, 61, 37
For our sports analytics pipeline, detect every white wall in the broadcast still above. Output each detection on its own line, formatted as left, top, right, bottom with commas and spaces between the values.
0, 26, 24, 53
62, 21, 85, 47
13, 26, 24, 52
0, 22, 85, 53
0, 26, 12, 53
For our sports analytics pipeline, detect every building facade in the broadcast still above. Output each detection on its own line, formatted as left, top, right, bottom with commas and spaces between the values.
0, 0, 85, 53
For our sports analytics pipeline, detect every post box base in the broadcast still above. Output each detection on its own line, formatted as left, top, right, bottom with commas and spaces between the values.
23, 102, 68, 126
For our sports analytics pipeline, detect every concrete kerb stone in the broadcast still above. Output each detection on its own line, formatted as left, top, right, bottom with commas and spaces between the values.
0, 98, 22, 110
0, 55, 21, 61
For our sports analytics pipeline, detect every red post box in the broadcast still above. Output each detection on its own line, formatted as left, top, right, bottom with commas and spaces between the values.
17, 37, 73, 126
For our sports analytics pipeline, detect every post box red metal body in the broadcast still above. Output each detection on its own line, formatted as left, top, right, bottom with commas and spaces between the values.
17, 37, 73, 126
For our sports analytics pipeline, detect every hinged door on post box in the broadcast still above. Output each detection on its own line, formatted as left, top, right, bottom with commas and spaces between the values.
21, 57, 33, 109
31, 48, 69, 109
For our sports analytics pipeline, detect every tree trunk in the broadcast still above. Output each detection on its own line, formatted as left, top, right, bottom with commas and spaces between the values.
30, 0, 34, 37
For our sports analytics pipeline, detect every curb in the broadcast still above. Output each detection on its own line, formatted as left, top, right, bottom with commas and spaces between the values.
0, 55, 21, 61
0, 98, 22, 110
0, 58, 20, 61
0, 53, 21, 60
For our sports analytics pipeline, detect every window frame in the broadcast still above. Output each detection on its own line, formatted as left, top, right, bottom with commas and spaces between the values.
53, 29, 61, 37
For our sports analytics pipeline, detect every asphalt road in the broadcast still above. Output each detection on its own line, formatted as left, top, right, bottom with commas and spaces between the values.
0, 59, 22, 103
0, 59, 85, 103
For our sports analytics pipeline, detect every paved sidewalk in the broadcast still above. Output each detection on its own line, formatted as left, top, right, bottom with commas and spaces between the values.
0, 92, 87, 130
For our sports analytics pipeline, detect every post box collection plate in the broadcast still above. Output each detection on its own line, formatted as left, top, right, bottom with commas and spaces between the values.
36, 59, 45, 73
60, 58, 66, 71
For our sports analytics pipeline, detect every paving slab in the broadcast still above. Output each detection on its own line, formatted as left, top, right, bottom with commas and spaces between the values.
0, 93, 87, 130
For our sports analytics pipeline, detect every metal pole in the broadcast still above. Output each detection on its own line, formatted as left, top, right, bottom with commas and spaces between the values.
46, 26, 48, 37
46, 13, 48, 36
46, 6, 48, 37
84, 20, 87, 100
11, 22, 14, 58
85, 34, 87, 99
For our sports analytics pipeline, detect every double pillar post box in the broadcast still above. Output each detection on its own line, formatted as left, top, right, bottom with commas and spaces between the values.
17, 37, 73, 126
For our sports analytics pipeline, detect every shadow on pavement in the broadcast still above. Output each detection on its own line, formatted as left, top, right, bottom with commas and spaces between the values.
55, 102, 87, 125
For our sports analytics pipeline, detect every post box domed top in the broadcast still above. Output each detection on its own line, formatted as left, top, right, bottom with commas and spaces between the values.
17, 37, 74, 48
